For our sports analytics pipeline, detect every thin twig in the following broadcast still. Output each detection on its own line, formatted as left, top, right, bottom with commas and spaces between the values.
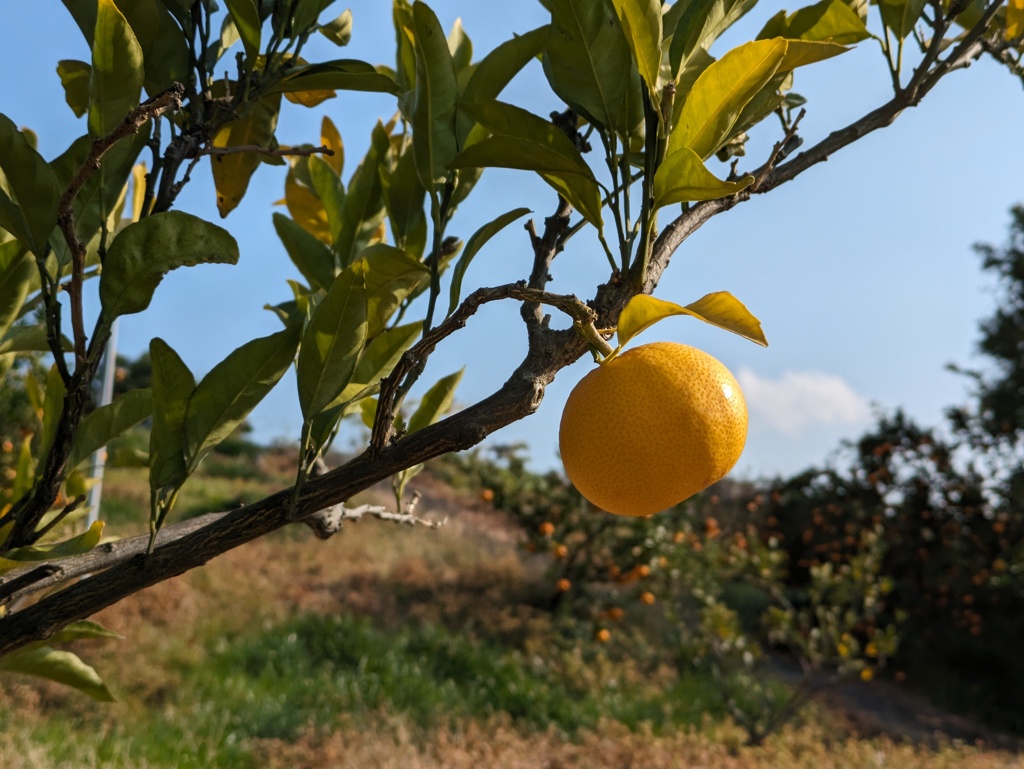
56, 85, 184, 369
30, 494, 87, 542
303, 492, 445, 539
198, 143, 334, 159
751, 109, 806, 192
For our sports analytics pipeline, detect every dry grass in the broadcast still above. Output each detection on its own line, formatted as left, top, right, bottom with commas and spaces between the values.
2, 467, 1022, 768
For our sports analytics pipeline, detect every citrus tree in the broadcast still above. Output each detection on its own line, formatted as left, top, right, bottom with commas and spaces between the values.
1, 0, 1022, 697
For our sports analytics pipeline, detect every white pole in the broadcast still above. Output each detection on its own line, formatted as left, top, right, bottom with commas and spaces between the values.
85, 319, 118, 527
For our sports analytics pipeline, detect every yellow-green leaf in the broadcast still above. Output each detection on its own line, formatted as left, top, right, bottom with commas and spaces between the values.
616, 291, 767, 349
88, 0, 144, 137
609, 0, 663, 94
4, 521, 104, 563
409, 2, 460, 190
1007, 0, 1024, 41
320, 116, 344, 175
0, 646, 115, 702
210, 94, 281, 217
652, 146, 752, 208
669, 38, 787, 161
407, 368, 464, 434
57, 60, 91, 118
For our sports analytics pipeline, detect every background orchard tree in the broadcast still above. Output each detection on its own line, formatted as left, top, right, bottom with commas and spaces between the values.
0, 0, 1022, 698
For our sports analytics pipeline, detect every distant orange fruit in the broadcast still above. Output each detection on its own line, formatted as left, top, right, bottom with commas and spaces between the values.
556, 578, 571, 592
559, 342, 747, 516
640, 591, 656, 606
607, 606, 624, 621
595, 628, 611, 643
539, 521, 555, 537
553, 544, 569, 559
480, 488, 495, 503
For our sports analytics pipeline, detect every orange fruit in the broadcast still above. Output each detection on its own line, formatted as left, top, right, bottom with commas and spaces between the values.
480, 488, 495, 503
553, 544, 569, 559
556, 578, 571, 592
640, 591, 656, 606
538, 521, 555, 537
559, 342, 747, 516
595, 628, 611, 643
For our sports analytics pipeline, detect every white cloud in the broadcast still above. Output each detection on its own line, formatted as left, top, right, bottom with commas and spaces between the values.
735, 368, 872, 435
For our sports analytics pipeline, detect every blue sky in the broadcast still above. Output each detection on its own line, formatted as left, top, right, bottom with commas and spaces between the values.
2, 2, 1023, 480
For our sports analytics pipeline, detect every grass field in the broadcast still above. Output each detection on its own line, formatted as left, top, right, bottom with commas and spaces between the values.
1, 458, 1022, 768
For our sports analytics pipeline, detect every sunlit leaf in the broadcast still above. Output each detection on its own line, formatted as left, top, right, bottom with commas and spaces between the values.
320, 9, 353, 46
320, 115, 344, 175
616, 292, 767, 349
184, 325, 301, 469
307, 155, 345, 243
668, 0, 757, 77
149, 338, 194, 491
380, 139, 427, 253
669, 38, 787, 161
448, 207, 530, 316
1007, 0, 1024, 41
210, 94, 282, 217
0, 326, 69, 356
297, 263, 369, 418
39, 364, 67, 470
5, 521, 104, 562
407, 368, 464, 434
88, 0, 144, 137
652, 146, 752, 207
11, 435, 35, 507
758, 0, 870, 46
48, 620, 122, 643
68, 388, 153, 469
609, 0, 663, 93
56, 60, 91, 118
0, 646, 115, 702
100, 212, 239, 322
284, 158, 332, 243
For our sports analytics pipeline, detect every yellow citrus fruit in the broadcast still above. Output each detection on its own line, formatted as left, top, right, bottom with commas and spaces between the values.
559, 341, 747, 517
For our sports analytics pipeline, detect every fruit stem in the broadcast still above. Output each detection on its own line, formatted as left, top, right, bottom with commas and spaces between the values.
574, 321, 616, 360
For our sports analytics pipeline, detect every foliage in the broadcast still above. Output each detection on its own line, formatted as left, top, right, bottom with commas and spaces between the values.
434, 444, 898, 745
0, 0, 1021, 704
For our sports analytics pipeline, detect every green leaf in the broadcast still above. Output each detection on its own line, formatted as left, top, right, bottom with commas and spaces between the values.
273, 212, 336, 291
297, 263, 369, 418
5, 521, 104, 563
669, 38, 787, 161
360, 397, 378, 430
609, 0, 662, 93
48, 620, 122, 643
210, 94, 282, 217
463, 26, 547, 104
10, 435, 35, 507
0, 113, 60, 256
39, 364, 67, 470
184, 325, 300, 470
307, 155, 345, 243
320, 9, 353, 46
758, 0, 871, 46
100, 212, 240, 322
0, 326, 69, 356
407, 368, 464, 434
68, 388, 153, 469
653, 146, 752, 207
878, 0, 927, 40
448, 17, 473, 76
544, 0, 641, 137
88, 0, 144, 137
50, 128, 150, 265
616, 292, 767, 349
380, 139, 427, 253
306, 321, 422, 452
320, 116, 344, 176
333, 123, 389, 268
450, 136, 603, 228
149, 338, 194, 491
453, 101, 603, 226
668, 0, 757, 77
361, 245, 429, 336
269, 59, 400, 96
57, 60, 91, 118
0, 244, 33, 341
129, 0, 191, 95
0, 646, 115, 702
448, 207, 530, 316
409, 2, 460, 189
778, 40, 851, 69
224, 0, 261, 66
